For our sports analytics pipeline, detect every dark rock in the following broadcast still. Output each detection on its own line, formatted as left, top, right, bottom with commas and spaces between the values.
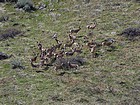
0, 52, 12, 60
13, 23, 19, 26
0, 0, 5, 2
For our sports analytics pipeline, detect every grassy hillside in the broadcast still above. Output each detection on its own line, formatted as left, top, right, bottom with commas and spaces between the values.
0, 0, 140, 104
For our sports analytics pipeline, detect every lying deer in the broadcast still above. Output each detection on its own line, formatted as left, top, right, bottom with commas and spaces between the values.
86, 22, 97, 30
68, 61, 79, 69
102, 38, 116, 46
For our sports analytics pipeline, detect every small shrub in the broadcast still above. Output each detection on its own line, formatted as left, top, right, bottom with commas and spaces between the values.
0, 28, 22, 41
119, 27, 140, 37
118, 27, 140, 40
10, 58, 25, 69
0, 16, 9, 22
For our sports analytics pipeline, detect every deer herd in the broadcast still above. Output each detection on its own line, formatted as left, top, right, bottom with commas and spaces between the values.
30, 22, 116, 70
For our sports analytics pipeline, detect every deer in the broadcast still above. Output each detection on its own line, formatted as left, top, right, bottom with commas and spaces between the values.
64, 39, 75, 48
39, 59, 45, 67
86, 39, 102, 48
69, 26, 81, 34
54, 41, 62, 49
90, 44, 97, 58
68, 34, 76, 41
30, 53, 39, 62
74, 47, 83, 54
54, 36, 62, 44
54, 63, 64, 71
65, 48, 75, 56
46, 50, 54, 58
37, 42, 46, 53
101, 38, 116, 46
37, 42, 42, 51
46, 45, 57, 58
30, 59, 40, 68
52, 33, 57, 39
86, 22, 97, 30
86, 40, 96, 48
68, 61, 79, 69
54, 49, 65, 58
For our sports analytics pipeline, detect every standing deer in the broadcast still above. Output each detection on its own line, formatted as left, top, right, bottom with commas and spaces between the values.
64, 39, 75, 48
69, 26, 81, 34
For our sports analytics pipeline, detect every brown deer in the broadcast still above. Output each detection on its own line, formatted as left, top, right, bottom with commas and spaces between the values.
102, 38, 116, 46
69, 26, 81, 34
65, 48, 75, 56
86, 40, 95, 48
68, 34, 76, 41
54, 41, 62, 49
37, 42, 46, 53
52, 33, 57, 39
46, 45, 57, 58
54, 37, 62, 44
54, 63, 64, 71
64, 39, 75, 48
30, 53, 39, 62
46, 50, 54, 58
86, 22, 97, 30
39, 59, 45, 67
30, 59, 40, 68
54, 49, 65, 58
68, 61, 79, 69
37, 42, 42, 51
74, 47, 83, 54
90, 45, 97, 58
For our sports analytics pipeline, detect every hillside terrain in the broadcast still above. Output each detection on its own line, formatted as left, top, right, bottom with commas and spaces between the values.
0, 0, 140, 105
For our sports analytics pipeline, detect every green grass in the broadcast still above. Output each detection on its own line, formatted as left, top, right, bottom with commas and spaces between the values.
0, 0, 140, 105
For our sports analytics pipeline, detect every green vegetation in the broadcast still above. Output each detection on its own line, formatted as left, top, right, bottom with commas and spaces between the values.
0, 0, 140, 104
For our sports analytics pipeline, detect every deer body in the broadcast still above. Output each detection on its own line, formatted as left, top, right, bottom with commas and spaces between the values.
64, 39, 74, 48
86, 22, 96, 29
70, 27, 81, 34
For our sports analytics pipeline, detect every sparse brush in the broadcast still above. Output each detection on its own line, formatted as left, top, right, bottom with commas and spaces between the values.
118, 27, 140, 40
0, 28, 22, 41
10, 58, 25, 69
68, 56, 86, 65
0, 15, 9, 22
